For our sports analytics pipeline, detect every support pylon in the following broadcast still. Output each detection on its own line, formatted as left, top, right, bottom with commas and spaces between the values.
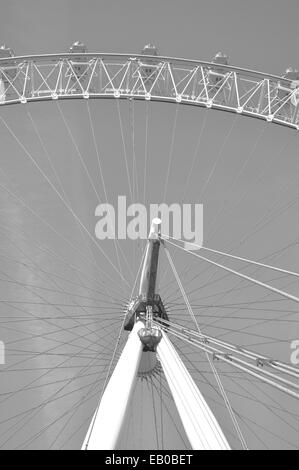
82, 218, 230, 450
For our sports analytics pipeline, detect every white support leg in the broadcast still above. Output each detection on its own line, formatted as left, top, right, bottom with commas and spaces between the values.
82, 321, 144, 450
157, 331, 230, 450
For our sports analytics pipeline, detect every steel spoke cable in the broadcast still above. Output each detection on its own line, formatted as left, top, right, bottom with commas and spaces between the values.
0, 319, 121, 407
116, 99, 134, 202
0, 276, 105, 350
37, 240, 127, 303
177, 147, 298, 302
164, 234, 299, 278
149, 377, 160, 449
129, 98, 144, 271
0, 334, 120, 447
56, 102, 102, 202
83, 244, 147, 449
163, 237, 298, 307
163, 237, 299, 304
193, 365, 295, 448
143, 100, 149, 206
27, 103, 105, 285
207, 121, 267, 235
208, 133, 299, 242
0, 274, 125, 307
162, 103, 179, 202
207, 277, 299, 341
86, 100, 133, 288
57, 401, 101, 449
0, 114, 130, 290
129, 98, 140, 206
163, 267, 295, 335
1, 380, 105, 447
171, 341, 262, 449
164, 267, 289, 307
233, 188, 299, 250
226, 370, 299, 435
163, 325, 299, 400
0, 360, 109, 446
165, 245, 299, 338
160, 317, 299, 378
160, 343, 252, 449
164, 315, 294, 347
162, 325, 299, 398
48, 350, 131, 449
163, 245, 248, 449
192, 190, 298, 312
181, 111, 208, 203
150, 376, 189, 449
0, 173, 125, 301
167, 271, 297, 307
198, 114, 239, 200
162, 320, 295, 377
0, 370, 102, 400
4, 316, 122, 351
0, 219, 124, 303
0, 265, 109, 346
159, 368, 164, 450
169, 309, 299, 321
151, 372, 194, 447
55, 102, 130, 294
0, 247, 122, 304
210, 173, 299, 258
15, 375, 108, 450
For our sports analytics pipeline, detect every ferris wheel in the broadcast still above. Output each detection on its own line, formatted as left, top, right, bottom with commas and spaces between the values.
0, 42, 298, 450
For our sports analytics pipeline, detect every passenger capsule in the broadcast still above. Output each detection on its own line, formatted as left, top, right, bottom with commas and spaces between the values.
140, 44, 159, 75
212, 51, 229, 66
0, 44, 14, 59
69, 41, 88, 55
277, 67, 299, 104
68, 41, 88, 85
208, 52, 229, 88
282, 66, 299, 81
141, 44, 158, 57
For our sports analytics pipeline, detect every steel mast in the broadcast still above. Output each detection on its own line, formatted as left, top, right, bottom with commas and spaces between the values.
82, 218, 230, 450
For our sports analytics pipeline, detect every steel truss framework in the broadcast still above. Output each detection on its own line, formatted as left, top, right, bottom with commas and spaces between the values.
1, 52, 299, 129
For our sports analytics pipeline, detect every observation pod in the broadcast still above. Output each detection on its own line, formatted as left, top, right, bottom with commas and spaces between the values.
208, 51, 229, 86
0, 44, 15, 60
69, 40, 88, 55
283, 66, 299, 81
276, 67, 299, 117
139, 44, 161, 91
0, 45, 17, 101
68, 41, 89, 85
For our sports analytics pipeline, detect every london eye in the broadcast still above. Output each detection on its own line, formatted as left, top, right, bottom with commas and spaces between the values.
0, 42, 298, 450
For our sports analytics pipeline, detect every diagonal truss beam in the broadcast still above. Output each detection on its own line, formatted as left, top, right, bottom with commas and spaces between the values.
0, 53, 298, 130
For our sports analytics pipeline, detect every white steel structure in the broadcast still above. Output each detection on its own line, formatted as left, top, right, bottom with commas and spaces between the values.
83, 219, 230, 450
0, 45, 298, 450
1, 51, 299, 129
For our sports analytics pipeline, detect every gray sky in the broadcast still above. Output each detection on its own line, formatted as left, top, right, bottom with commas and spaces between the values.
0, 0, 298, 450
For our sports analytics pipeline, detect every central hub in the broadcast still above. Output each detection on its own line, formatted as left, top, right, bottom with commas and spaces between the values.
124, 293, 168, 331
